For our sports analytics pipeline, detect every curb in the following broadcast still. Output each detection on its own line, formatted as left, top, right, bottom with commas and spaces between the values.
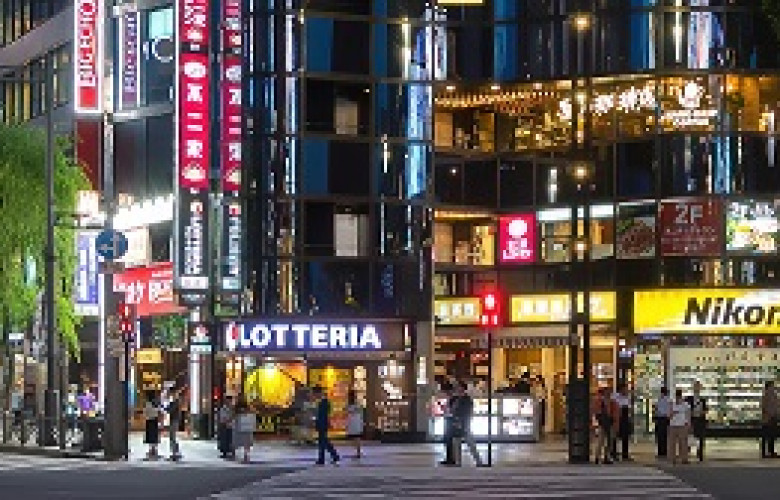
0, 444, 100, 460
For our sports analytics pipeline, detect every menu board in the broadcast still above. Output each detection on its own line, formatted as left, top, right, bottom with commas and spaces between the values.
616, 203, 656, 259
726, 200, 780, 254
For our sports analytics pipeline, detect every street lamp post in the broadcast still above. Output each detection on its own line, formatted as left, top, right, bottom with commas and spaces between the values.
567, 9, 594, 464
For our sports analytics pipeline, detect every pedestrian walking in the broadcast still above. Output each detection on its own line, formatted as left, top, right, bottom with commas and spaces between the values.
761, 381, 778, 458
439, 381, 458, 466
143, 391, 161, 460
593, 387, 614, 464
345, 390, 365, 459
167, 389, 182, 461
217, 395, 235, 459
654, 386, 672, 458
686, 381, 707, 461
533, 376, 547, 436
615, 383, 633, 461
313, 386, 340, 465
668, 389, 691, 465
233, 396, 256, 464
453, 381, 484, 467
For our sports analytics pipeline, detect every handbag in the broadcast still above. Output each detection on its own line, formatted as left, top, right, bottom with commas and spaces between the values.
237, 413, 256, 433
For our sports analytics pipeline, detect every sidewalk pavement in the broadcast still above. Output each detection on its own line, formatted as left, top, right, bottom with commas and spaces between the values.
1, 432, 772, 467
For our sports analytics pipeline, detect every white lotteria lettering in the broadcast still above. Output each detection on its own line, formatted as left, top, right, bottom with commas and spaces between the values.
330, 325, 348, 348
271, 324, 288, 348
311, 325, 328, 348
360, 325, 382, 349
291, 324, 308, 348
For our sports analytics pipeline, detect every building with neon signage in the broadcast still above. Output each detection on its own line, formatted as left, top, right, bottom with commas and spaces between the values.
240, 0, 780, 439
4, 1, 780, 441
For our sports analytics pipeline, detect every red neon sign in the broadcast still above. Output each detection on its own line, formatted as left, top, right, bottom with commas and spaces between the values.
74, 0, 102, 113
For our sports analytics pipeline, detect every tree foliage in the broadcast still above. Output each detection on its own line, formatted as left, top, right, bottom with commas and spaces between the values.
0, 123, 89, 357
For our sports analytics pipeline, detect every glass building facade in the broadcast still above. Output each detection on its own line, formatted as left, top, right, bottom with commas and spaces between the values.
243, 0, 780, 435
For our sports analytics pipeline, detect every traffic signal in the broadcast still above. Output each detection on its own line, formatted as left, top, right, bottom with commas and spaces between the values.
117, 302, 136, 342
480, 292, 500, 327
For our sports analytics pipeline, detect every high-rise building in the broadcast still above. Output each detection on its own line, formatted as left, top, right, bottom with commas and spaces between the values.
4, 0, 780, 442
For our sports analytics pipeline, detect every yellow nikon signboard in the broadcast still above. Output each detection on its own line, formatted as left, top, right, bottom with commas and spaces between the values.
510, 292, 616, 323
634, 289, 780, 335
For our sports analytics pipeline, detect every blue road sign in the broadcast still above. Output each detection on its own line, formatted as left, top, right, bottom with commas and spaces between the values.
95, 229, 129, 261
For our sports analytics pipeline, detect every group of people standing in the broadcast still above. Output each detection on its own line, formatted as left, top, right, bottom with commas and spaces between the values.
653, 380, 780, 464
592, 383, 633, 464
143, 389, 183, 461
215, 386, 365, 465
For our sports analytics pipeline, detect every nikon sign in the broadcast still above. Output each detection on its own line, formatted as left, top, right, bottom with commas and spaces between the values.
223, 320, 407, 352
634, 289, 780, 335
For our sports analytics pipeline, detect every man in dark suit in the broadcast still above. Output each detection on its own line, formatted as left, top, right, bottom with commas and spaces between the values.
686, 381, 708, 462
313, 386, 340, 465
439, 380, 458, 465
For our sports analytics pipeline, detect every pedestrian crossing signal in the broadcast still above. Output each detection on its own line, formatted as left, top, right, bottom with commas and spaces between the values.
480, 292, 500, 327
117, 302, 136, 342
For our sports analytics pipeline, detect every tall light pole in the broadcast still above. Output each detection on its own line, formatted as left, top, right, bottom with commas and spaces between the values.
567, 9, 593, 464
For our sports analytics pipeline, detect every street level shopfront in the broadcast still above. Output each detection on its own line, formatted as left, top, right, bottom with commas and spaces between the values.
220, 318, 415, 440
433, 293, 618, 439
633, 289, 780, 437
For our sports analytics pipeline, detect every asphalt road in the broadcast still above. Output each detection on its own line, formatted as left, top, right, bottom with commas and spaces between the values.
0, 463, 300, 500
662, 466, 780, 500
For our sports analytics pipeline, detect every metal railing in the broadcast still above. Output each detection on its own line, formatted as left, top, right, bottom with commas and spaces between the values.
0, 411, 95, 450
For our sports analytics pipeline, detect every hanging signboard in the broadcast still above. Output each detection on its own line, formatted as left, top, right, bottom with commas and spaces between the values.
74, 0, 103, 113
176, 0, 211, 295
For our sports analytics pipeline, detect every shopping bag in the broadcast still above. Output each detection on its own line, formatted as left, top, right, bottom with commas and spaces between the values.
237, 413, 256, 433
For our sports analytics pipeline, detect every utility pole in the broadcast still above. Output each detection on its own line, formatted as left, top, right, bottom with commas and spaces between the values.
43, 51, 59, 447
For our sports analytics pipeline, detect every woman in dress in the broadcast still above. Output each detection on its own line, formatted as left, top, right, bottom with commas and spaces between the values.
233, 396, 255, 463
143, 391, 161, 460
345, 390, 365, 458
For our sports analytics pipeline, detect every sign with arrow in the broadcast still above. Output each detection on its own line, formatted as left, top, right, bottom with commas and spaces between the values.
96, 229, 129, 261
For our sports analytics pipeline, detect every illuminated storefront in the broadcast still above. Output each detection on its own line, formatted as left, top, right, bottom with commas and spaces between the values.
633, 289, 780, 437
433, 292, 618, 435
221, 318, 415, 438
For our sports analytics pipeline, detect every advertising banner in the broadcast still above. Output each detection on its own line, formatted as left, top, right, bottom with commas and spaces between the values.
510, 292, 617, 323
74, 0, 103, 113
224, 320, 408, 353
178, 190, 209, 291
222, 0, 242, 53
499, 214, 536, 264
188, 322, 212, 353
178, 52, 210, 191
434, 297, 482, 326
221, 57, 242, 192
634, 289, 780, 335
726, 200, 780, 254
221, 200, 242, 291
616, 203, 656, 259
119, 10, 140, 110
659, 198, 722, 256
75, 231, 99, 316
114, 262, 183, 317
176, 0, 211, 295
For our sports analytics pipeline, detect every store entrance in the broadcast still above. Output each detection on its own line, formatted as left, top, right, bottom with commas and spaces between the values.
229, 356, 411, 440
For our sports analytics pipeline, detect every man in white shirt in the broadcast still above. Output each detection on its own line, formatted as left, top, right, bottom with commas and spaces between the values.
654, 386, 672, 458
669, 389, 691, 465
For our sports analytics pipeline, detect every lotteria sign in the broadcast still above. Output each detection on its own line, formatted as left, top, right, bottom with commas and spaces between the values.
224, 321, 406, 352
634, 289, 780, 335
74, 0, 103, 113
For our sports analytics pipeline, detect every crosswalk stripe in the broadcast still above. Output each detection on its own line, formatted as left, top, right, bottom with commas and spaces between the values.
210, 465, 712, 500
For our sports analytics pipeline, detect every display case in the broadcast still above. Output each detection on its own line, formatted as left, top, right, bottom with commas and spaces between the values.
670, 347, 780, 428
429, 394, 539, 442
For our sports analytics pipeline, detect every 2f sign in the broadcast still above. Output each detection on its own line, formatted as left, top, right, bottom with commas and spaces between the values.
675, 203, 704, 226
